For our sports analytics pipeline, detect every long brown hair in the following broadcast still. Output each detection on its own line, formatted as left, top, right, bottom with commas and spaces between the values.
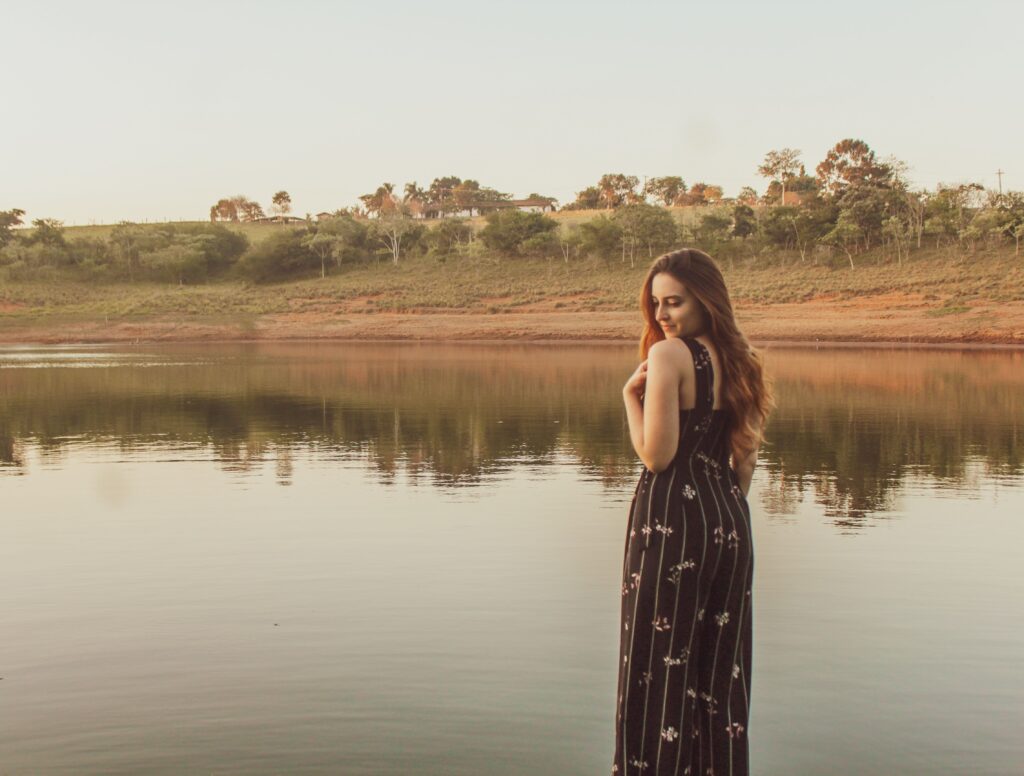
638, 248, 773, 463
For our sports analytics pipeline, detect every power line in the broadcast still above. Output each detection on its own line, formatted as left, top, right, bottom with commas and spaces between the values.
995, 168, 1004, 195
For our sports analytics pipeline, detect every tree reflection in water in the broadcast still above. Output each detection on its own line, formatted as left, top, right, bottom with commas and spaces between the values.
1, 343, 1020, 525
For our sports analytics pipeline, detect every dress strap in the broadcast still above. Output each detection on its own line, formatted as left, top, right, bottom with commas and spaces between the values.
681, 337, 715, 413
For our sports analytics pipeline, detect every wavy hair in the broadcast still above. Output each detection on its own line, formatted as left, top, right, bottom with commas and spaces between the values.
638, 248, 773, 463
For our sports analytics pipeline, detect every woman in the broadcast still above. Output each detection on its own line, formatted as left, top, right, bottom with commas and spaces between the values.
613, 249, 772, 776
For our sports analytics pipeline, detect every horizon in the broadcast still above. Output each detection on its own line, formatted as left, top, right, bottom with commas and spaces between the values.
3, 0, 1021, 225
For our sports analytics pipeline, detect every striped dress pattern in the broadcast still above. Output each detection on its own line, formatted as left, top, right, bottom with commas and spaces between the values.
613, 337, 754, 776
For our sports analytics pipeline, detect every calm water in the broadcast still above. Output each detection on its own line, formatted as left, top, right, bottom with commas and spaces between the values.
1, 342, 1022, 775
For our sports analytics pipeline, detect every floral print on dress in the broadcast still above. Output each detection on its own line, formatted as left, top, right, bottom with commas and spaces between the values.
726, 722, 745, 739
682, 483, 696, 500
666, 559, 696, 584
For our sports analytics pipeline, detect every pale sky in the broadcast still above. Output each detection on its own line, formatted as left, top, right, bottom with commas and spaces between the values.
3, 0, 1021, 225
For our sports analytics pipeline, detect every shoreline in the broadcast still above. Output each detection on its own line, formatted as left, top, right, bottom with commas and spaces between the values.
2, 305, 1023, 349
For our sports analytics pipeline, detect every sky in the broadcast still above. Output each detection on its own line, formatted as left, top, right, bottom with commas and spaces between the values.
3, 0, 1021, 225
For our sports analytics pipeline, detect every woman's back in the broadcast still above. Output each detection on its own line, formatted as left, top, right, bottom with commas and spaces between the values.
669, 337, 734, 479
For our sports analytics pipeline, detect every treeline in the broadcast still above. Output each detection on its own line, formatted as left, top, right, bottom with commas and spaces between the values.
0, 204, 678, 283
0, 218, 250, 284
2, 138, 1023, 284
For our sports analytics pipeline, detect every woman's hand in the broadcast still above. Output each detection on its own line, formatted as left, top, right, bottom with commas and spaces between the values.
622, 359, 649, 400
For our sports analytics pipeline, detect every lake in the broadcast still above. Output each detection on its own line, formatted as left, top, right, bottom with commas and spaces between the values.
1, 342, 1022, 775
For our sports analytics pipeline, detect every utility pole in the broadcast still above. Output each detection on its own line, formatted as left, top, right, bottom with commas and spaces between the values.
996, 169, 1004, 195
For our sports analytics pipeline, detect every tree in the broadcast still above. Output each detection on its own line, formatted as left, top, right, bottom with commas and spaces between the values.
838, 185, 893, 251
995, 191, 1024, 255
563, 186, 602, 211
360, 183, 397, 217
578, 215, 623, 260
815, 139, 893, 198
210, 198, 239, 222
0, 209, 26, 246
644, 176, 686, 206
29, 218, 67, 247
882, 215, 910, 265
692, 212, 732, 248
736, 187, 759, 206
146, 239, 207, 285
732, 204, 757, 239
301, 231, 338, 278
238, 198, 265, 222
426, 176, 462, 217
479, 210, 558, 257
272, 191, 292, 216
369, 206, 418, 264
923, 183, 985, 247
109, 222, 144, 281
404, 182, 427, 218
597, 174, 640, 209
558, 225, 582, 263
758, 148, 802, 205
238, 229, 313, 281
823, 216, 863, 268
525, 193, 558, 211
404, 181, 426, 203
677, 182, 724, 206
210, 195, 263, 222
427, 218, 473, 256
612, 203, 679, 266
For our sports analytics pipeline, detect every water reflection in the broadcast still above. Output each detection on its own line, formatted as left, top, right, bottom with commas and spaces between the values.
1, 343, 1021, 524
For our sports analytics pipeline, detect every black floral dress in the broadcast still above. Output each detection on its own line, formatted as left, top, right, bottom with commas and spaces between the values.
613, 338, 754, 776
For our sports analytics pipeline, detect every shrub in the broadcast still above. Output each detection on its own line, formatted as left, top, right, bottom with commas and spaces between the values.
479, 210, 558, 256
237, 229, 315, 282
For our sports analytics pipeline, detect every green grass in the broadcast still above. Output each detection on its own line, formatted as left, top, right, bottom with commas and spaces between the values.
925, 304, 972, 317
1, 242, 1022, 325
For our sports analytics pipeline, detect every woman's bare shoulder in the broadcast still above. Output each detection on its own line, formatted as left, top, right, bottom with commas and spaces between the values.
648, 337, 692, 368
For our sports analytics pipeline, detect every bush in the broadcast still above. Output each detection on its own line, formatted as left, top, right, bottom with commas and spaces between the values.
479, 210, 558, 256
578, 215, 623, 260
237, 229, 315, 282
426, 218, 473, 257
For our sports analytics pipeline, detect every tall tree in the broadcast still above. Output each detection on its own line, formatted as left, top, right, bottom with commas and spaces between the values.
359, 183, 397, 217
0, 209, 25, 246
597, 174, 640, 209
758, 148, 802, 205
644, 176, 687, 206
815, 139, 893, 197
426, 176, 462, 216
236, 197, 264, 222
563, 186, 602, 211
272, 191, 292, 216
209, 198, 239, 222
369, 204, 417, 264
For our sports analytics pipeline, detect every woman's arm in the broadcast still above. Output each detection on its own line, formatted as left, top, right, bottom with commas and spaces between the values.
622, 342, 681, 473
733, 446, 758, 497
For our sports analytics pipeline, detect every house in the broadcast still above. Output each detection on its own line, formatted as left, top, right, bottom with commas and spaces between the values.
251, 215, 307, 225
415, 196, 558, 219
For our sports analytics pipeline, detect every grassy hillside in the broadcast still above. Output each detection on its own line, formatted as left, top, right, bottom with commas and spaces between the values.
1, 241, 1020, 323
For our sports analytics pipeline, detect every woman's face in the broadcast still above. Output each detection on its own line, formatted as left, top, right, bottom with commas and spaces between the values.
650, 272, 707, 338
